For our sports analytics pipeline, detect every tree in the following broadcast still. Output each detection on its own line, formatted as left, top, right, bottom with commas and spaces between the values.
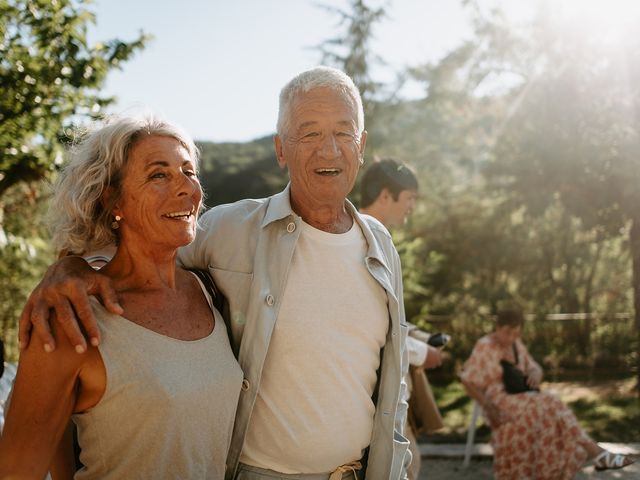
0, 0, 148, 360
0, 183, 53, 362
467, 3, 640, 388
314, 0, 388, 135
0, 0, 149, 199
366, 2, 635, 375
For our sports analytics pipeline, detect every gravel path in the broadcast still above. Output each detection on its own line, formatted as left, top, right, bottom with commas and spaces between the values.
419, 459, 493, 479
419, 457, 640, 479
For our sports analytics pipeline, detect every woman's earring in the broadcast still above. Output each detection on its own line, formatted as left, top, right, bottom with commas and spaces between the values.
111, 215, 122, 230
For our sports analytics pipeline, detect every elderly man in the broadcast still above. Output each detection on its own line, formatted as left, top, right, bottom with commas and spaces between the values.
20, 67, 410, 480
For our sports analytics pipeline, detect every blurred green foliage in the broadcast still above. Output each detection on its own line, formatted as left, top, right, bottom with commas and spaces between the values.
0, 183, 54, 361
0, 0, 147, 360
0, 0, 148, 198
196, 136, 286, 207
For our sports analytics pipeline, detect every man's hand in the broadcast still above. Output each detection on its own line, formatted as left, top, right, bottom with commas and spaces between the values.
421, 345, 443, 370
18, 256, 122, 353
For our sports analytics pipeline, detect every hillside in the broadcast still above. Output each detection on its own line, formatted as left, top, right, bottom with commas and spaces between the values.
196, 135, 286, 207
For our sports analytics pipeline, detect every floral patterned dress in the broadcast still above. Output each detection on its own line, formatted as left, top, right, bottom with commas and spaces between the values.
460, 335, 591, 480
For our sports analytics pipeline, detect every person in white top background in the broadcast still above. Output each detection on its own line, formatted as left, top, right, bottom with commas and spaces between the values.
359, 158, 445, 480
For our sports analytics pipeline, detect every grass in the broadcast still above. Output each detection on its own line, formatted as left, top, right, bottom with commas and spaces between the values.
420, 377, 640, 444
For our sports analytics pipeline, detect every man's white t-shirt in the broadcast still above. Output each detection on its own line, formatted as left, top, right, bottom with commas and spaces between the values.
239, 220, 389, 473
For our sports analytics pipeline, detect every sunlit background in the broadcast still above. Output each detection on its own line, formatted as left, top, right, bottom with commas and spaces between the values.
2, 0, 640, 417
87, 0, 640, 141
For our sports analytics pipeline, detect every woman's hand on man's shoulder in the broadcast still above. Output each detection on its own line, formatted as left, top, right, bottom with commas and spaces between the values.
18, 256, 122, 354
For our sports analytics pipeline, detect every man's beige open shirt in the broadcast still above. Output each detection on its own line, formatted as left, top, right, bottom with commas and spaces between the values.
178, 185, 410, 480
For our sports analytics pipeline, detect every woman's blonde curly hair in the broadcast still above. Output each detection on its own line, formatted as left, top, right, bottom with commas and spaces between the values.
48, 112, 199, 254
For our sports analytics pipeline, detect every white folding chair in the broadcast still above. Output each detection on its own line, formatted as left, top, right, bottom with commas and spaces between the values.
0, 362, 17, 434
462, 400, 482, 468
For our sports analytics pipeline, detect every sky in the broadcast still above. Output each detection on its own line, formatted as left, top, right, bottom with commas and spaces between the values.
88, 0, 479, 142
87, 0, 640, 143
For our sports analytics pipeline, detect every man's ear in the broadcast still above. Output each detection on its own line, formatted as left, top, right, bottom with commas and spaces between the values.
358, 130, 367, 164
380, 187, 393, 203
274, 135, 287, 169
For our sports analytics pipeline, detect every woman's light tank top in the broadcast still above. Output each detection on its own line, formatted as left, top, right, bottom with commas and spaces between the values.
72, 277, 242, 479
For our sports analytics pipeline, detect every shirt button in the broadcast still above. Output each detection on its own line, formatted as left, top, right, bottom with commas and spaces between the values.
265, 294, 275, 306
241, 379, 250, 391
286, 222, 296, 233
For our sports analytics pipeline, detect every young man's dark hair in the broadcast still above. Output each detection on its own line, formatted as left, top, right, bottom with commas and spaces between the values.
360, 158, 419, 208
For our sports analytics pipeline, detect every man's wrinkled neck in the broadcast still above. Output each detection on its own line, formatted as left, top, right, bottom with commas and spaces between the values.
290, 196, 353, 234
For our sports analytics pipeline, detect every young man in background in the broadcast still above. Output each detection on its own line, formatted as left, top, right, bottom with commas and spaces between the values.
360, 158, 444, 480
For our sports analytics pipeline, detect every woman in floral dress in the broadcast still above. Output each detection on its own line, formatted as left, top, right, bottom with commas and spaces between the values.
460, 310, 635, 479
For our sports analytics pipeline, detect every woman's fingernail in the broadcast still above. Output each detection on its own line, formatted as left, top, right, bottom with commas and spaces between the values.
75, 344, 86, 354
90, 337, 100, 347
44, 343, 53, 353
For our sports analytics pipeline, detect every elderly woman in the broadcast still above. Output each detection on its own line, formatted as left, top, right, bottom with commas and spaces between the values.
460, 309, 635, 479
0, 114, 243, 478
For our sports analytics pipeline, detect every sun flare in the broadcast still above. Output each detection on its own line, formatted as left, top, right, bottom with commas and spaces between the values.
551, 0, 640, 43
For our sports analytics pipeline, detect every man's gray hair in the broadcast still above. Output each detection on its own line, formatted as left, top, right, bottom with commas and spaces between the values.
48, 112, 199, 254
276, 66, 365, 138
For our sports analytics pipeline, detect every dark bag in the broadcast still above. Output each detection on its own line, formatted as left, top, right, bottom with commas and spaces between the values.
187, 268, 236, 356
500, 343, 538, 394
